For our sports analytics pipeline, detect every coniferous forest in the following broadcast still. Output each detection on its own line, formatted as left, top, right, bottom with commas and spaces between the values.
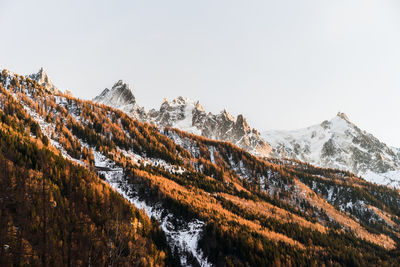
1, 70, 400, 266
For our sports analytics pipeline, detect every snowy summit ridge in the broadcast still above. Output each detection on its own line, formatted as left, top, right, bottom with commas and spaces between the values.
149, 96, 272, 157
93, 84, 272, 157
262, 113, 400, 187
94, 79, 400, 188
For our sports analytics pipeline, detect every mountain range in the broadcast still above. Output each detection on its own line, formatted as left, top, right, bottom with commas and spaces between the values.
94, 80, 272, 158
1, 68, 400, 266
93, 79, 400, 188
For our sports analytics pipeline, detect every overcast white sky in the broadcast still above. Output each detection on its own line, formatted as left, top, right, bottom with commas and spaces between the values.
1, 0, 399, 146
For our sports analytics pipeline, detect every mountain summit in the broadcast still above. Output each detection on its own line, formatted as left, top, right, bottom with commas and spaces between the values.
263, 113, 400, 187
28, 67, 59, 93
93, 80, 148, 121
336, 111, 350, 121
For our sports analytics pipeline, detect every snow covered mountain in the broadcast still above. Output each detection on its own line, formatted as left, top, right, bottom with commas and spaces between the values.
263, 112, 400, 187
94, 81, 400, 187
148, 96, 272, 157
93, 80, 148, 121
94, 82, 272, 157
28, 67, 59, 93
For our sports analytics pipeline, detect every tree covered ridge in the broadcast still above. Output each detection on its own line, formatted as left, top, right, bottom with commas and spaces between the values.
0, 71, 173, 266
0, 69, 400, 266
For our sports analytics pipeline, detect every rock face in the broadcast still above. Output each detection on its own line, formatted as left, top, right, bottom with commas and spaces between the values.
93, 80, 148, 121
149, 97, 272, 157
94, 84, 272, 157
28, 67, 59, 93
262, 113, 400, 187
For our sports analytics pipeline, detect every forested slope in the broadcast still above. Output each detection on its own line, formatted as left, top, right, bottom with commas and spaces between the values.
0, 71, 172, 266
1, 69, 400, 266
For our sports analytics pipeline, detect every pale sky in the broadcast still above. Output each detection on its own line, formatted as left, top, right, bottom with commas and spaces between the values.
1, 0, 399, 147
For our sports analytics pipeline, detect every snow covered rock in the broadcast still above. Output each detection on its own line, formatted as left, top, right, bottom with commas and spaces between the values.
28, 67, 59, 93
93, 80, 148, 121
93, 83, 272, 157
262, 112, 400, 187
149, 96, 272, 157
93, 79, 400, 188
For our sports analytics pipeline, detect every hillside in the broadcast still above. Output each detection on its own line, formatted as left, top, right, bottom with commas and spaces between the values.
0, 70, 172, 266
1, 69, 400, 266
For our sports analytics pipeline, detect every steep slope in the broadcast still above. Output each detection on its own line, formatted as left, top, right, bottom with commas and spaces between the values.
93, 80, 148, 121
2, 69, 400, 266
263, 113, 400, 188
0, 70, 171, 266
94, 83, 272, 157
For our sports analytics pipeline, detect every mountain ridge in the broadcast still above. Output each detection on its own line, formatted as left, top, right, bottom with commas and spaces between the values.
263, 113, 400, 187
94, 79, 400, 188
93, 81, 272, 157
2, 68, 400, 266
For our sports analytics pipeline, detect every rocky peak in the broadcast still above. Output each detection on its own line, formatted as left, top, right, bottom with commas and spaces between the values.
112, 80, 135, 100
93, 80, 148, 121
158, 96, 189, 112
113, 79, 128, 89
28, 67, 59, 93
159, 98, 170, 111
97, 88, 110, 99
171, 96, 187, 105
218, 109, 235, 122
262, 112, 400, 186
235, 114, 250, 133
95, 80, 136, 105
194, 101, 204, 112
337, 112, 350, 122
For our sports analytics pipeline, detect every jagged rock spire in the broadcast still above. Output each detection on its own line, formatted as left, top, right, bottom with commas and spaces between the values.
28, 67, 59, 93
93, 80, 148, 121
337, 112, 350, 122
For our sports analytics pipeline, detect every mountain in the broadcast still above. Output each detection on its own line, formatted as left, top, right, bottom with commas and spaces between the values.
148, 97, 272, 157
93, 80, 148, 121
95, 81, 400, 188
28, 67, 59, 93
0, 70, 172, 266
94, 82, 272, 157
2, 68, 400, 266
94, 81, 400, 188
263, 112, 400, 187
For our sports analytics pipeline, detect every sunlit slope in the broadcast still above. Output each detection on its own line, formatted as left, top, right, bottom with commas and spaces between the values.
1, 69, 400, 266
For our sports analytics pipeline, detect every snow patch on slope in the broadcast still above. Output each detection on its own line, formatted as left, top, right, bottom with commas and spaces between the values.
93, 150, 212, 267
167, 98, 202, 136
361, 170, 400, 188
